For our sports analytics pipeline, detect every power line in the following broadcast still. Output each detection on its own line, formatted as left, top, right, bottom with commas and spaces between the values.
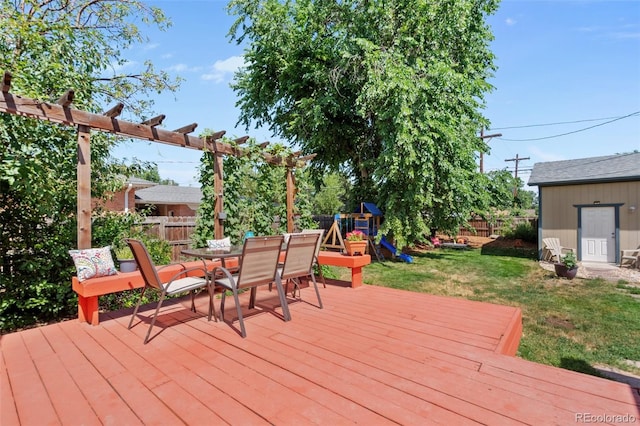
495, 111, 640, 142
489, 112, 639, 131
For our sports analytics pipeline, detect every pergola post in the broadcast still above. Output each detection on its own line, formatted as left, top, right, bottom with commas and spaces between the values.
286, 168, 295, 232
77, 125, 92, 249
214, 152, 224, 239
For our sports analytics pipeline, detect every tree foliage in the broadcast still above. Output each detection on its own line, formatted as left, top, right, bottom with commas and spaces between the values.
0, 1, 177, 330
313, 172, 350, 215
228, 0, 499, 248
480, 170, 538, 213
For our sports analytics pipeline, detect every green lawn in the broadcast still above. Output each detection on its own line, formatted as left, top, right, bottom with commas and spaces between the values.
329, 248, 640, 378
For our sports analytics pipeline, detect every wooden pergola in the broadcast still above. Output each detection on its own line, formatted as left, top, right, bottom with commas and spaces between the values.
0, 71, 314, 249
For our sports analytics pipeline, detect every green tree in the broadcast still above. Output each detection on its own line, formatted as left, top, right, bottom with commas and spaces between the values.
484, 170, 518, 211
314, 172, 350, 215
0, 1, 177, 330
228, 0, 499, 248
480, 170, 537, 214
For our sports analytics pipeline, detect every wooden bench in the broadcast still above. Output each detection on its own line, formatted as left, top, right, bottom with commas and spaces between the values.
317, 251, 371, 288
71, 259, 238, 325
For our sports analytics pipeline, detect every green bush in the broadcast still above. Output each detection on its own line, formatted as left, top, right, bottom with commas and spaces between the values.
92, 211, 172, 312
502, 221, 537, 243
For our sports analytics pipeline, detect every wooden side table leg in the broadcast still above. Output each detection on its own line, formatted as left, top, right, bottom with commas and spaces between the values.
351, 267, 363, 288
78, 295, 100, 325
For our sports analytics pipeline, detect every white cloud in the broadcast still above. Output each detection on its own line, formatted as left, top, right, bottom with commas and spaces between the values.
201, 56, 245, 83
143, 43, 160, 51
505, 17, 517, 26
529, 146, 564, 162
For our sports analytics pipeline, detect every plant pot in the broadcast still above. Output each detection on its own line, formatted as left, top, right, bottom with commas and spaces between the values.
345, 240, 367, 256
554, 263, 578, 280
564, 267, 578, 280
118, 258, 137, 273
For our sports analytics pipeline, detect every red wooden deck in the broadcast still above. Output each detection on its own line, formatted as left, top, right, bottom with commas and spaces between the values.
2, 282, 639, 425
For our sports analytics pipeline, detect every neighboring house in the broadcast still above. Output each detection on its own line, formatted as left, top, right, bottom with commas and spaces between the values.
135, 184, 202, 217
94, 177, 156, 213
528, 152, 640, 264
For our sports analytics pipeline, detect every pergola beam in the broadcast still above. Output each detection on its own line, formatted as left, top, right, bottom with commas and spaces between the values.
57, 90, 74, 107
2, 72, 11, 93
0, 87, 317, 245
173, 123, 197, 134
234, 136, 249, 144
103, 103, 124, 118
296, 154, 317, 162
141, 114, 165, 128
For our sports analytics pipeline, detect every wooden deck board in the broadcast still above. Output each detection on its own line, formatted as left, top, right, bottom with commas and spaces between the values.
2, 283, 639, 425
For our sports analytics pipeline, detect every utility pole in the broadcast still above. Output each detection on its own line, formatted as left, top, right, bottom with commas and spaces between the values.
479, 129, 502, 173
505, 153, 530, 196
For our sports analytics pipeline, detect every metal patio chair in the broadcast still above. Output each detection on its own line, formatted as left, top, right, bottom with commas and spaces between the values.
301, 228, 327, 287
126, 238, 215, 344
213, 235, 289, 338
280, 232, 323, 308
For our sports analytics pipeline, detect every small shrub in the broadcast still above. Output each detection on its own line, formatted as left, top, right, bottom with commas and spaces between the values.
502, 221, 537, 243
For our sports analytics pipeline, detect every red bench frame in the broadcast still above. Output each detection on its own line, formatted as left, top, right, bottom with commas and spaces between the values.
71, 259, 239, 325
317, 252, 371, 288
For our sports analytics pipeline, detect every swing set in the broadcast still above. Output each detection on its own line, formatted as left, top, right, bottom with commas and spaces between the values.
320, 203, 383, 260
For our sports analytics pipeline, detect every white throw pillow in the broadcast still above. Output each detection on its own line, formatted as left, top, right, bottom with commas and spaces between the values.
207, 237, 231, 249
69, 246, 118, 282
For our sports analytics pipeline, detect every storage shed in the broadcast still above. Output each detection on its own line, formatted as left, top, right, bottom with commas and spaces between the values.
528, 152, 640, 263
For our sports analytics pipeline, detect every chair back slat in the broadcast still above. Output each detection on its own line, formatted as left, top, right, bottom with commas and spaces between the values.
281, 233, 319, 280
126, 239, 163, 290
236, 236, 283, 290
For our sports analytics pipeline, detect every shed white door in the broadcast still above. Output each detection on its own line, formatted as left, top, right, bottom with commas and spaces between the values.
581, 207, 615, 263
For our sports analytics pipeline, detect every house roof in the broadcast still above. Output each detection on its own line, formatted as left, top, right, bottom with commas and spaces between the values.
135, 185, 202, 205
127, 176, 157, 188
528, 152, 640, 187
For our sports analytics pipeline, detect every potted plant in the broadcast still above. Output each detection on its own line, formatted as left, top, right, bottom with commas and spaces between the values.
114, 245, 137, 273
554, 251, 578, 280
344, 230, 367, 256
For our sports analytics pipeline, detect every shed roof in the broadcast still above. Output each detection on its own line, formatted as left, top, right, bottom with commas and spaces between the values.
135, 185, 202, 205
528, 152, 640, 186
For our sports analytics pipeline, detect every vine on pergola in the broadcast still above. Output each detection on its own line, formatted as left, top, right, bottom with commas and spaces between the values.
192, 138, 317, 247
0, 73, 316, 249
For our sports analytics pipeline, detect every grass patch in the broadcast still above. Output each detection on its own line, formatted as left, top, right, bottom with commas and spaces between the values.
329, 248, 640, 378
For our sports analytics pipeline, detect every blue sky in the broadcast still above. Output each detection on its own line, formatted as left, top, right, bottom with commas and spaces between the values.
112, 0, 640, 189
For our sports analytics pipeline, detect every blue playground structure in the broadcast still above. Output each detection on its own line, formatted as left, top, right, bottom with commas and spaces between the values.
323, 202, 412, 263
380, 236, 413, 263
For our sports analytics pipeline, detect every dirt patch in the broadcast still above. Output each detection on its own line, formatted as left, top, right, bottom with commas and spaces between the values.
408, 235, 536, 252
545, 315, 576, 330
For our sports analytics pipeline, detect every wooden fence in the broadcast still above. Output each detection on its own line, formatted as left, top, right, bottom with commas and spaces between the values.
457, 217, 538, 238
143, 216, 197, 261
312, 215, 537, 239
